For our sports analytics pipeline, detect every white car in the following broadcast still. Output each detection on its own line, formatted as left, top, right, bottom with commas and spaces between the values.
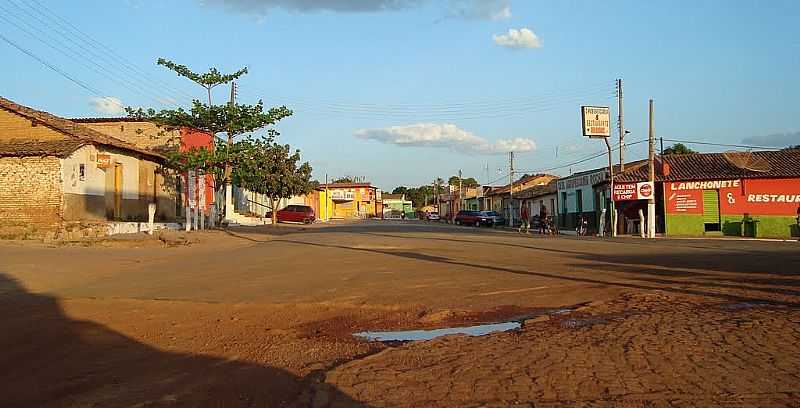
427, 212, 440, 221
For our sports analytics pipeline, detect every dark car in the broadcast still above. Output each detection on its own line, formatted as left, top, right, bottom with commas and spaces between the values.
478, 211, 505, 227
268, 205, 315, 224
454, 210, 504, 227
454, 210, 481, 226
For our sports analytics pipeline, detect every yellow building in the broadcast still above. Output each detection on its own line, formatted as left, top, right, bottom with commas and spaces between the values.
319, 183, 380, 219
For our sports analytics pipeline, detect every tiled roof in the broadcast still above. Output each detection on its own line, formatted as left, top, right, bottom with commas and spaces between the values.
70, 117, 149, 123
0, 139, 84, 157
614, 150, 800, 182
515, 180, 558, 199
486, 174, 557, 196
0, 96, 164, 161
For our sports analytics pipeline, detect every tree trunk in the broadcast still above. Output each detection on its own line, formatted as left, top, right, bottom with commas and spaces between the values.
270, 197, 278, 226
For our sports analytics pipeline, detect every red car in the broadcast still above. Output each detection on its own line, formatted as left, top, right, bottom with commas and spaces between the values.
269, 205, 315, 224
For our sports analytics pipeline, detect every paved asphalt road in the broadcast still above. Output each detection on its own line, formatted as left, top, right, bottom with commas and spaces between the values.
1, 221, 799, 406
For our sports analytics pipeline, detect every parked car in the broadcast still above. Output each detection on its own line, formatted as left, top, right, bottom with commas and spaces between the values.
427, 211, 440, 221
478, 211, 505, 227
455, 210, 505, 227
267, 205, 315, 224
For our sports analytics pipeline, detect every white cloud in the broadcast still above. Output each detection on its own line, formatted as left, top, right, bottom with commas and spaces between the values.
742, 131, 800, 147
200, 0, 424, 14
493, 28, 543, 49
449, 0, 511, 20
202, 0, 511, 20
89, 96, 125, 116
354, 123, 535, 155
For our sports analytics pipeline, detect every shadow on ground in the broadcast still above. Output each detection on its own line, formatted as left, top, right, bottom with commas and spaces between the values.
0, 274, 368, 408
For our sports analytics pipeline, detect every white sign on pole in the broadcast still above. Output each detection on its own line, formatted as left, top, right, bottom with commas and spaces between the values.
581, 106, 611, 138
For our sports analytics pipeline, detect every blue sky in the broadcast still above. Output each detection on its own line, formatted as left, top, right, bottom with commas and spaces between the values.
2, 0, 798, 190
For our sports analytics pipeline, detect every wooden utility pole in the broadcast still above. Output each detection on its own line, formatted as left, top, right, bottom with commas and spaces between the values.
508, 152, 514, 226
647, 99, 656, 238
458, 169, 463, 212
617, 79, 625, 171
223, 81, 237, 222
605, 137, 616, 237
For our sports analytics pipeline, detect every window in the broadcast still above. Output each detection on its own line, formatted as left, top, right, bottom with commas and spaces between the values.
79, 164, 85, 181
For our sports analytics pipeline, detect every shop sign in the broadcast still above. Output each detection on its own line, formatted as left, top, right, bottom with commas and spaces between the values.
330, 190, 354, 201
557, 170, 607, 191
581, 106, 610, 138
96, 154, 112, 168
666, 178, 800, 216
613, 182, 654, 201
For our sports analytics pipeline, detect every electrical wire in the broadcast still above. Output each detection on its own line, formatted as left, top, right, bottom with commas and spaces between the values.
0, 7, 167, 105
0, 32, 102, 96
22, 0, 195, 103
515, 139, 648, 175
660, 138, 782, 151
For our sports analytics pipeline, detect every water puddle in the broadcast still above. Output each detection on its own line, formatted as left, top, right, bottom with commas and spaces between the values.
720, 302, 765, 311
354, 321, 521, 342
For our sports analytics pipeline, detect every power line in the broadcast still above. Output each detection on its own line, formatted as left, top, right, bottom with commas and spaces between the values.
0, 7, 166, 105
0, 1, 190, 106
515, 139, 648, 175
241, 87, 614, 117
0, 32, 102, 95
253, 84, 615, 112
661, 138, 782, 151
22, 0, 195, 103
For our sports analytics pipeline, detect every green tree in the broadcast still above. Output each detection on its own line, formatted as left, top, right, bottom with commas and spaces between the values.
392, 186, 409, 196
662, 143, 696, 155
232, 136, 313, 225
447, 175, 479, 188
157, 58, 247, 105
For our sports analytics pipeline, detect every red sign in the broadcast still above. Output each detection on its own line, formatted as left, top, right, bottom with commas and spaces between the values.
613, 182, 654, 201
96, 154, 112, 168
666, 178, 800, 216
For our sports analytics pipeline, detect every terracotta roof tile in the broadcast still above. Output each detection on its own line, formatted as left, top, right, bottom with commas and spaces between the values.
0, 139, 84, 157
614, 150, 800, 183
0, 96, 164, 161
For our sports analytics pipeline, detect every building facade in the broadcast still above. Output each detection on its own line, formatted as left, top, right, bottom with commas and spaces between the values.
319, 183, 381, 219
0, 97, 178, 232
615, 150, 800, 239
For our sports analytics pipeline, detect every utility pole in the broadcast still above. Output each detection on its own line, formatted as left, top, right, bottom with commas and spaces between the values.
508, 151, 514, 226
647, 99, 656, 239
617, 79, 625, 171
604, 137, 616, 237
458, 169, 463, 212
224, 81, 237, 222
325, 173, 329, 221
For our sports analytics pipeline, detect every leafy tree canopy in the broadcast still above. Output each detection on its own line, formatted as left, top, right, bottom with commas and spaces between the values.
125, 101, 292, 137
447, 175, 479, 187
157, 58, 248, 90
662, 143, 696, 155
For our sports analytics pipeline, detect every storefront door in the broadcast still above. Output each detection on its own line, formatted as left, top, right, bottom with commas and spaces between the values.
702, 189, 720, 232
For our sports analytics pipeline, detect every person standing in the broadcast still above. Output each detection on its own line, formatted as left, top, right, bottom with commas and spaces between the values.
539, 205, 548, 235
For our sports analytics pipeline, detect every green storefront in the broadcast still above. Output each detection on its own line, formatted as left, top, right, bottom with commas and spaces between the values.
616, 151, 800, 239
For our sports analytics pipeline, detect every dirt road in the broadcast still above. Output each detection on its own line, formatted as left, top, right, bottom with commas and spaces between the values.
1, 221, 799, 406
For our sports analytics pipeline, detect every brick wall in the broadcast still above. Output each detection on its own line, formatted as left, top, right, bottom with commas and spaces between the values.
0, 109, 72, 142
0, 156, 63, 225
81, 121, 181, 151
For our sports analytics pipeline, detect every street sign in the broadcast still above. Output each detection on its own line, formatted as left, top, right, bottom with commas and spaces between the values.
613, 182, 654, 201
581, 106, 611, 138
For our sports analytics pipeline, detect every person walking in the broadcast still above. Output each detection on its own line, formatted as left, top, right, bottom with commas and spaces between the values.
519, 204, 530, 234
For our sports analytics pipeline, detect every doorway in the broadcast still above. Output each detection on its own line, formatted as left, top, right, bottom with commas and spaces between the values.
113, 163, 122, 220
702, 189, 721, 232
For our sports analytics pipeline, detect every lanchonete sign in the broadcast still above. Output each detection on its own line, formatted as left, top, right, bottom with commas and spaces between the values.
666, 178, 800, 215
